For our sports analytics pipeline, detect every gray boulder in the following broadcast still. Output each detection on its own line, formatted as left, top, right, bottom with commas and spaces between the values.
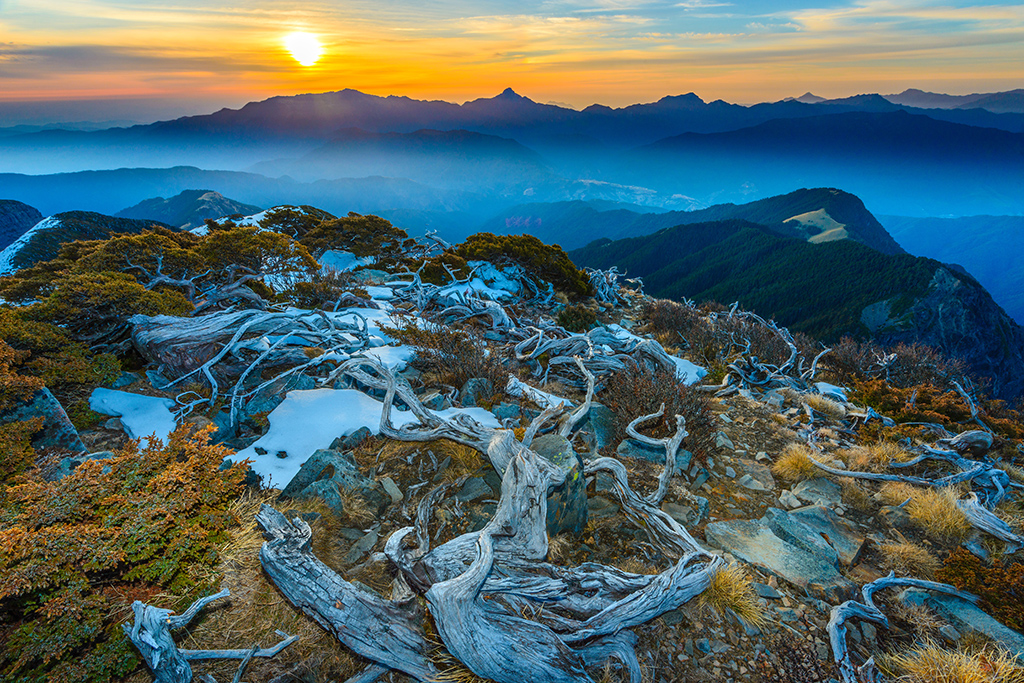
532, 433, 588, 536
763, 507, 841, 569
616, 438, 692, 475
792, 478, 842, 508
790, 504, 867, 566
1, 388, 86, 454
901, 589, 1024, 660
459, 378, 494, 407
704, 519, 857, 603
280, 448, 383, 515
244, 374, 316, 418
48, 450, 116, 481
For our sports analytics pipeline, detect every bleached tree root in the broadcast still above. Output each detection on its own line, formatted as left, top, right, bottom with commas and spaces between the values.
123, 589, 297, 683
827, 573, 979, 683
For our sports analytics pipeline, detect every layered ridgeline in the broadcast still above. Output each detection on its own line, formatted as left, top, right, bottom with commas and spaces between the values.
571, 215, 1024, 401
480, 187, 902, 253
0, 212, 174, 275
0, 199, 43, 251
882, 214, 1024, 326
116, 189, 261, 230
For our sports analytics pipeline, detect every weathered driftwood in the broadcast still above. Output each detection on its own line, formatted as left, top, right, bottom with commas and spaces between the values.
624, 404, 688, 506
827, 572, 979, 683
123, 589, 296, 683
957, 492, 1024, 553
256, 504, 438, 681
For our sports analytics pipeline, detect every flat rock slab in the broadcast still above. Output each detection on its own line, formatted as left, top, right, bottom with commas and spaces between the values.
704, 519, 857, 603
792, 478, 842, 508
901, 589, 1024, 660
737, 459, 776, 491
790, 504, 867, 566
763, 507, 840, 569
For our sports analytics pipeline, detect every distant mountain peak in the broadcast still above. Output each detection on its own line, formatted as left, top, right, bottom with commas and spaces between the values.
497, 87, 527, 101
794, 92, 826, 104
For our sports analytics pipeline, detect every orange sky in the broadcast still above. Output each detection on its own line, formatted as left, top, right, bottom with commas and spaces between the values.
2, 0, 1022, 120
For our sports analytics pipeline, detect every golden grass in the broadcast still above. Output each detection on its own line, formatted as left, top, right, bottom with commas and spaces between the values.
878, 640, 1024, 683
840, 479, 875, 513
547, 534, 574, 565
336, 487, 376, 526
1006, 464, 1024, 484
879, 483, 972, 545
843, 441, 913, 473
180, 490, 364, 682
888, 600, 946, 636
771, 443, 822, 483
879, 538, 940, 578
609, 555, 660, 576
697, 563, 768, 629
803, 393, 847, 419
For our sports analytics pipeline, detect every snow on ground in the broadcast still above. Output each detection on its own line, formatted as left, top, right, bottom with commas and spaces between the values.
234, 388, 500, 487
354, 345, 416, 371
320, 249, 376, 273
0, 215, 60, 275
436, 260, 524, 301
815, 382, 849, 402
604, 324, 708, 385
365, 285, 395, 300
89, 388, 177, 444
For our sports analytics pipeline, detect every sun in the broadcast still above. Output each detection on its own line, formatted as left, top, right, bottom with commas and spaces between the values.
284, 32, 323, 67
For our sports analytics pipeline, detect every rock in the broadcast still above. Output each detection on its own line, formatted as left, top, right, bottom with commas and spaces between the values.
939, 625, 961, 643
779, 490, 802, 509
459, 378, 494, 407
110, 371, 142, 389
380, 476, 404, 505
48, 450, 116, 481
456, 477, 492, 503
861, 622, 877, 643
588, 495, 619, 519
343, 528, 379, 565
280, 448, 384, 514
662, 497, 709, 526
792, 478, 842, 508
490, 402, 521, 421
763, 391, 784, 408
738, 460, 776, 491
616, 438, 692, 474
752, 582, 782, 599
737, 474, 767, 491
901, 589, 1024, 660
1, 388, 86, 454
716, 431, 735, 451
532, 433, 588, 535
420, 391, 448, 411
691, 469, 710, 490
942, 430, 993, 457
878, 505, 913, 530
104, 417, 124, 431
704, 519, 857, 603
245, 374, 316, 417
578, 403, 617, 450
790, 504, 867, 567
763, 508, 841, 569
725, 466, 737, 478
329, 426, 372, 452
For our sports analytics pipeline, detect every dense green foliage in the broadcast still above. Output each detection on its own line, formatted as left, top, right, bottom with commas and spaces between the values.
556, 303, 598, 332
572, 220, 942, 341
0, 427, 245, 683
458, 232, 592, 297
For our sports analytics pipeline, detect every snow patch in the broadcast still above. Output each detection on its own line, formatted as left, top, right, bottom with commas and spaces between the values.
320, 250, 375, 274
0, 215, 61, 275
235, 388, 500, 487
604, 324, 707, 385
89, 388, 177, 444
506, 375, 573, 409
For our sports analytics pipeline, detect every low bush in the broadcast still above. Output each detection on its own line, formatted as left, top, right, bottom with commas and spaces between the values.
936, 548, 1024, 632
557, 303, 597, 332
600, 363, 714, 461
0, 426, 246, 683
456, 233, 592, 297
390, 320, 508, 392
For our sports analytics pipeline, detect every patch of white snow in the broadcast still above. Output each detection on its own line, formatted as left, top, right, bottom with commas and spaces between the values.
89, 388, 177, 444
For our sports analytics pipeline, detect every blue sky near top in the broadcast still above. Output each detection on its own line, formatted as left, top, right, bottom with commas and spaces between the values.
0, 0, 1022, 122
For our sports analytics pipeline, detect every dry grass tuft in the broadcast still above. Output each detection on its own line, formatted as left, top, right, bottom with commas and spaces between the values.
336, 487, 376, 525
609, 555, 660, 576
879, 538, 940, 578
841, 479, 875, 513
698, 563, 768, 628
843, 441, 913, 473
888, 600, 946, 636
803, 393, 847, 419
878, 640, 1024, 683
879, 483, 972, 544
547, 534, 574, 565
181, 490, 364, 682
771, 443, 822, 483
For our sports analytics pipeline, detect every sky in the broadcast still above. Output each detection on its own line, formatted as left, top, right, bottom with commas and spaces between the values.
1, 0, 1023, 123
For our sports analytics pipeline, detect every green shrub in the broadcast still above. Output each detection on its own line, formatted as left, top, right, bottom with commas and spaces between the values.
557, 304, 597, 332
0, 426, 246, 683
456, 233, 592, 297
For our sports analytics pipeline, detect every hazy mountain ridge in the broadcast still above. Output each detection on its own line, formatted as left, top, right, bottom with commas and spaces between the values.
882, 214, 1024, 325
0, 211, 174, 275
0, 199, 44, 251
570, 219, 1024, 400
115, 189, 262, 229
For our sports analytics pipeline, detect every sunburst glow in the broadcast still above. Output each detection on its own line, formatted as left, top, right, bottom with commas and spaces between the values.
284, 32, 323, 67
